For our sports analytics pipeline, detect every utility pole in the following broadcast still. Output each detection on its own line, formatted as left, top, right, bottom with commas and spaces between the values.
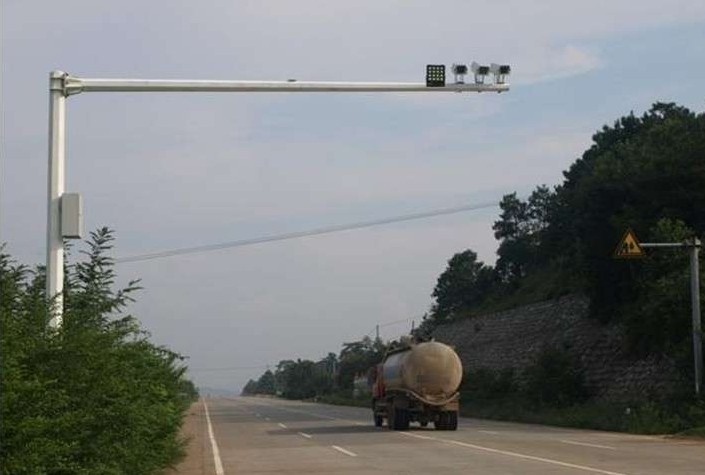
375, 324, 380, 340
46, 72, 67, 327
45, 66, 510, 326
688, 237, 702, 396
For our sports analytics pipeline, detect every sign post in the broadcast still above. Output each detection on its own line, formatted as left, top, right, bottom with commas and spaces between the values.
615, 230, 702, 396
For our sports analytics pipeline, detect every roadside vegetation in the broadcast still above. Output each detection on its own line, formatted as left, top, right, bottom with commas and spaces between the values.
0, 228, 198, 474
245, 103, 705, 435
242, 336, 385, 404
459, 350, 705, 435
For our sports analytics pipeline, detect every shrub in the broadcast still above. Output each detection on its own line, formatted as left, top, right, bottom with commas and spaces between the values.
524, 347, 589, 407
0, 229, 197, 474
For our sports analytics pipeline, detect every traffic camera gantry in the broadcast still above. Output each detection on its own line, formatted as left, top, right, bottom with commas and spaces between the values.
46, 63, 511, 327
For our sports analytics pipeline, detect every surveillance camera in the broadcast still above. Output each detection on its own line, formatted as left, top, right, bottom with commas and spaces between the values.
451, 64, 468, 75
451, 63, 468, 84
470, 62, 490, 84
470, 62, 490, 76
490, 63, 511, 84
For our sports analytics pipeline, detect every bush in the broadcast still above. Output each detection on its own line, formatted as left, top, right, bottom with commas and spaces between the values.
0, 229, 197, 474
523, 347, 589, 407
461, 368, 518, 401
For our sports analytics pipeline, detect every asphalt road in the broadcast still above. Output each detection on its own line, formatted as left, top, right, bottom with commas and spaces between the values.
170, 397, 705, 474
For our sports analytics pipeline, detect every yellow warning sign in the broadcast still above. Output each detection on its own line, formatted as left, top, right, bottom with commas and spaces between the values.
614, 228, 645, 259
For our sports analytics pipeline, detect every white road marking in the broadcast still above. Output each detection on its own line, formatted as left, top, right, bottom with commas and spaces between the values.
203, 400, 225, 475
396, 431, 627, 475
298, 432, 313, 439
560, 439, 617, 450
331, 445, 358, 457
442, 439, 627, 475
479, 430, 500, 435
353, 421, 366, 426
398, 432, 435, 441
278, 423, 288, 429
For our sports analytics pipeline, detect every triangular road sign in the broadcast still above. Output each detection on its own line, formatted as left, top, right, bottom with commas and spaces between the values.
614, 228, 645, 259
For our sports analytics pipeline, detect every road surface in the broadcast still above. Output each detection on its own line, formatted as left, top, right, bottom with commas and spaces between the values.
168, 397, 705, 474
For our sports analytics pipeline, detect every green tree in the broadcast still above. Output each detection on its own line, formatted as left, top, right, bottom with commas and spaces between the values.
546, 103, 705, 319
493, 186, 556, 285
624, 219, 699, 361
431, 250, 497, 321
257, 370, 276, 395
337, 336, 385, 391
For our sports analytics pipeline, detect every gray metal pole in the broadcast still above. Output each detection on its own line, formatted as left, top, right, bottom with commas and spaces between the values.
65, 76, 510, 95
45, 70, 511, 325
690, 238, 702, 396
47, 71, 67, 328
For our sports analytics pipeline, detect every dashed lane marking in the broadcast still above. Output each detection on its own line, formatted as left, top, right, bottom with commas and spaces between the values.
443, 439, 627, 475
398, 432, 435, 441
203, 400, 225, 475
478, 430, 500, 435
397, 431, 627, 475
278, 423, 288, 429
331, 445, 358, 457
298, 432, 312, 439
560, 440, 616, 450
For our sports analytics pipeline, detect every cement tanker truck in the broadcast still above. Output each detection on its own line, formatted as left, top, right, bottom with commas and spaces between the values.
371, 340, 462, 431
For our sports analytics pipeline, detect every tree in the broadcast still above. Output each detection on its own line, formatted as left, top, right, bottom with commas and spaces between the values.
546, 103, 705, 319
493, 186, 556, 284
337, 336, 386, 391
431, 250, 497, 321
257, 370, 276, 395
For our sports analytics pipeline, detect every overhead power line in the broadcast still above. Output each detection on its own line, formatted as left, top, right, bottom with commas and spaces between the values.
115, 200, 500, 264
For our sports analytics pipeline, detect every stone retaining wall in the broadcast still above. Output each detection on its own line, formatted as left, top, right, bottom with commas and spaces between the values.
432, 295, 686, 401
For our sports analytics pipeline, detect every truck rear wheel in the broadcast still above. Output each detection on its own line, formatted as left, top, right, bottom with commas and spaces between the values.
374, 414, 384, 427
434, 411, 458, 431
434, 413, 445, 430
446, 411, 458, 430
393, 407, 410, 431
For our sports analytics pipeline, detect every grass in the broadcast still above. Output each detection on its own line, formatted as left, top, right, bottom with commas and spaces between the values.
677, 426, 705, 438
314, 393, 705, 436
460, 396, 705, 435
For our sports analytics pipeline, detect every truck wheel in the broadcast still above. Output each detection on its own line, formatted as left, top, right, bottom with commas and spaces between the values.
434, 413, 446, 430
447, 412, 458, 431
434, 412, 458, 430
419, 421, 429, 428
374, 414, 384, 427
394, 408, 410, 431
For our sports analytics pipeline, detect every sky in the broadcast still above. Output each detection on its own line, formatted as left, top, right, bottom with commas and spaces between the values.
3, 0, 705, 392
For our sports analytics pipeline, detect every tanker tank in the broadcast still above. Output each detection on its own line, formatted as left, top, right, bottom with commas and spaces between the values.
372, 340, 463, 431
381, 341, 463, 404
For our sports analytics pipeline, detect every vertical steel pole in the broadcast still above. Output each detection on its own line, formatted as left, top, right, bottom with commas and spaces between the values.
47, 71, 67, 328
690, 238, 702, 396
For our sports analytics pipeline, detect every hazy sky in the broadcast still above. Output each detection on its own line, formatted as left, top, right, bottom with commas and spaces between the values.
3, 1, 705, 391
